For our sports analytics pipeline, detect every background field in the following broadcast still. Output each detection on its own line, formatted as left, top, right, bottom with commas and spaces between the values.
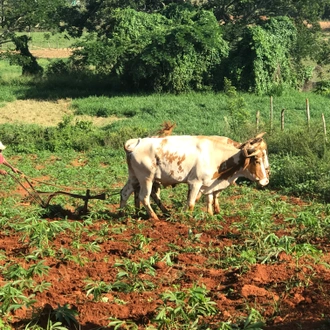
1, 31, 330, 330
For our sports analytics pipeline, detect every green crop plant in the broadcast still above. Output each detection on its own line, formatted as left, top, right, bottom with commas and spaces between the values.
217, 308, 265, 330
82, 241, 102, 253
1, 263, 27, 281
84, 280, 112, 301
131, 233, 153, 251
1, 260, 49, 281
0, 281, 36, 316
153, 284, 217, 329
51, 303, 79, 329
0, 319, 11, 330
111, 257, 157, 293
55, 247, 74, 264
161, 251, 178, 266
33, 281, 51, 293
27, 261, 50, 278
15, 217, 70, 250
108, 318, 138, 329
69, 253, 89, 267
24, 320, 68, 330
285, 209, 328, 241
291, 243, 323, 262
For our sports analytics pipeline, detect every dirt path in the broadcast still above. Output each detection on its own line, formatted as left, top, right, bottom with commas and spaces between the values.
0, 99, 118, 127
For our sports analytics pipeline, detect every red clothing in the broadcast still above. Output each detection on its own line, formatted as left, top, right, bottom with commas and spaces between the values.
0, 154, 4, 164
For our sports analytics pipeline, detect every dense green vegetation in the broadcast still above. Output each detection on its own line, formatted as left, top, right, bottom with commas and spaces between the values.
2, 51, 330, 201
2, 1, 330, 93
1, 1, 330, 327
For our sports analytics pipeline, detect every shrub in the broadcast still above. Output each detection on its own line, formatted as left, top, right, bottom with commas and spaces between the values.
225, 16, 297, 94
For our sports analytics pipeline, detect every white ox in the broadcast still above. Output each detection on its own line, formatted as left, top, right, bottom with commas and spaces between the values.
120, 133, 269, 220
132, 136, 242, 215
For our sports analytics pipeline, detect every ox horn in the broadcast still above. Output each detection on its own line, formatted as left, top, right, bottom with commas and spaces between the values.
240, 132, 266, 152
256, 132, 266, 139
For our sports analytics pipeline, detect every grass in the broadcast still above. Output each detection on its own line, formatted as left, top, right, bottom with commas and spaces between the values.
3, 31, 80, 50
1, 31, 330, 329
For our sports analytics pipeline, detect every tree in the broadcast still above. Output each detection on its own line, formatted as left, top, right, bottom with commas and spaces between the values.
60, 0, 181, 37
0, 0, 68, 75
201, 0, 330, 25
222, 17, 298, 94
69, 4, 229, 93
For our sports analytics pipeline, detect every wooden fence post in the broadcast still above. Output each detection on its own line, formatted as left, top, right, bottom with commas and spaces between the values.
281, 108, 285, 131
270, 96, 273, 132
256, 110, 260, 132
322, 113, 327, 142
306, 98, 310, 129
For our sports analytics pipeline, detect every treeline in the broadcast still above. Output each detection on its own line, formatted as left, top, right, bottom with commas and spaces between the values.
1, 1, 330, 94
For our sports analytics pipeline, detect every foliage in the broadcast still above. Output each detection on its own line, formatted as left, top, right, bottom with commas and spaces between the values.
111, 257, 157, 292
51, 304, 78, 328
129, 5, 229, 93
223, 78, 250, 138
154, 285, 217, 329
0, 0, 69, 75
225, 17, 297, 94
217, 308, 264, 329
0, 281, 36, 316
70, 5, 228, 93
201, 0, 330, 39
0, 319, 11, 330
0, 117, 104, 153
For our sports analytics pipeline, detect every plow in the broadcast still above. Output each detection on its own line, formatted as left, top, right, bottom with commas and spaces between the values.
9, 172, 110, 214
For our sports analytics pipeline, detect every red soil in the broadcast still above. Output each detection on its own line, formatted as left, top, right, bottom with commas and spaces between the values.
1, 181, 330, 330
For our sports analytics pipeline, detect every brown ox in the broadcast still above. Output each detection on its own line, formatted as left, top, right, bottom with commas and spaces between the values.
120, 133, 269, 220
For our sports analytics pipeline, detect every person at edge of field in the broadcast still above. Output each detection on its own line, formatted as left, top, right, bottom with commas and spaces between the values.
0, 141, 21, 176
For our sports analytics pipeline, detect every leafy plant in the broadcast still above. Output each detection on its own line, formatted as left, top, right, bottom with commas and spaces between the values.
112, 257, 157, 292
0, 281, 36, 315
84, 280, 111, 301
0, 318, 11, 330
154, 285, 217, 329
217, 308, 264, 329
108, 318, 138, 330
51, 303, 78, 328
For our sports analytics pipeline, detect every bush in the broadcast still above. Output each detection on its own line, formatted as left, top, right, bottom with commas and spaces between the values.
225, 16, 297, 94
69, 6, 229, 93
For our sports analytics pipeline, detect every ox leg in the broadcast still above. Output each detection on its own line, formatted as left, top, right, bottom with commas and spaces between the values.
133, 182, 143, 215
139, 180, 159, 220
134, 182, 169, 216
205, 194, 214, 216
120, 179, 136, 214
151, 182, 170, 215
187, 184, 203, 212
213, 191, 221, 214
195, 190, 202, 202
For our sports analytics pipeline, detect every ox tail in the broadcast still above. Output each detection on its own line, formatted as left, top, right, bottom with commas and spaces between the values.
124, 138, 141, 153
